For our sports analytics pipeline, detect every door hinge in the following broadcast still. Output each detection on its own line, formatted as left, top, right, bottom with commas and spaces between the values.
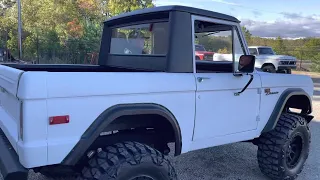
257, 88, 261, 94
256, 115, 260, 121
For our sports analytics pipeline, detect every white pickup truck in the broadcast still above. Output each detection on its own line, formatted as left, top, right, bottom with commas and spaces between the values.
248, 46, 297, 74
0, 5, 314, 180
213, 46, 297, 74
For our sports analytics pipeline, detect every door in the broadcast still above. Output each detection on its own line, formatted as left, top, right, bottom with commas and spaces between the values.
192, 16, 261, 141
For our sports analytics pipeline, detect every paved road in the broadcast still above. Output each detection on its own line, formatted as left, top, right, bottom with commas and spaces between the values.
2, 76, 320, 180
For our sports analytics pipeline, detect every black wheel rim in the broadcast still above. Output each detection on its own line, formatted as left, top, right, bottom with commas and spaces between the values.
263, 68, 272, 73
286, 134, 303, 168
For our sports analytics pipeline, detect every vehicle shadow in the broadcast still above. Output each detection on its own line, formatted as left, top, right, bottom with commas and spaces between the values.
172, 120, 320, 180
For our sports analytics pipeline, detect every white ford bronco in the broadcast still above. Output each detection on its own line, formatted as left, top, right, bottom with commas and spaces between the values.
248, 46, 297, 74
0, 5, 314, 180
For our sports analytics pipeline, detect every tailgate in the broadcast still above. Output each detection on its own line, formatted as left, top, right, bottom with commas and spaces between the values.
0, 65, 24, 95
0, 65, 24, 151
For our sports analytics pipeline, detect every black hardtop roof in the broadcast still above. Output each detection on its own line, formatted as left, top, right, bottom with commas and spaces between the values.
105, 5, 240, 24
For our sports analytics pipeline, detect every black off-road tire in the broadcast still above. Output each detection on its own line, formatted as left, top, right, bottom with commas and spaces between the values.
78, 141, 177, 180
262, 65, 276, 73
257, 113, 311, 180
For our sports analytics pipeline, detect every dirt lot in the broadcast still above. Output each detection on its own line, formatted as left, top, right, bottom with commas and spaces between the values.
2, 71, 320, 180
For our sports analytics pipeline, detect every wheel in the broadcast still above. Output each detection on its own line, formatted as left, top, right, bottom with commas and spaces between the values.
261, 65, 276, 73
287, 69, 292, 74
257, 113, 310, 180
78, 141, 177, 180
195, 56, 200, 60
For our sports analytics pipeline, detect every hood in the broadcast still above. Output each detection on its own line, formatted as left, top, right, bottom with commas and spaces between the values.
258, 55, 296, 61
195, 51, 214, 55
258, 71, 313, 90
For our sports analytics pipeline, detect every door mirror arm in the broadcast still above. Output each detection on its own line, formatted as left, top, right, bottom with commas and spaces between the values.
234, 74, 254, 96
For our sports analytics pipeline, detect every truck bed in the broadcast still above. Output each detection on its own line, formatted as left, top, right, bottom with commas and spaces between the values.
2, 63, 155, 72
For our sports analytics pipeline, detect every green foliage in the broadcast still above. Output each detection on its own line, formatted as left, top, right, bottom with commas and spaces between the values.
107, 0, 154, 17
217, 47, 229, 54
241, 26, 252, 44
197, 33, 232, 53
272, 36, 287, 54
0, 0, 154, 63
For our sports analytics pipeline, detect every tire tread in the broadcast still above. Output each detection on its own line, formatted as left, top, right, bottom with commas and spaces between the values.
257, 113, 310, 180
78, 141, 177, 180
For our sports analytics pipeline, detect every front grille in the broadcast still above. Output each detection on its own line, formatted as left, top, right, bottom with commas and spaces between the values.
280, 61, 296, 65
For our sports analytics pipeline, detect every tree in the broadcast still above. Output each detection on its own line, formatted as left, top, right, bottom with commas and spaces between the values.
241, 26, 252, 44
272, 36, 287, 55
107, 0, 154, 17
0, 0, 16, 15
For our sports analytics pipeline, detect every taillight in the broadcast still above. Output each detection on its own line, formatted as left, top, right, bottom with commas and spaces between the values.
19, 101, 23, 141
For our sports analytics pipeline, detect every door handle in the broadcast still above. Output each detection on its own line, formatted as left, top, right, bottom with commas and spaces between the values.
197, 77, 210, 83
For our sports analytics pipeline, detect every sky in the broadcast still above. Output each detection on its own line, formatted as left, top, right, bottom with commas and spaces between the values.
155, 0, 320, 38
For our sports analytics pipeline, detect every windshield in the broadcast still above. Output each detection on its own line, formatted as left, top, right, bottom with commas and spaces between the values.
258, 48, 275, 55
195, 45, 206, 51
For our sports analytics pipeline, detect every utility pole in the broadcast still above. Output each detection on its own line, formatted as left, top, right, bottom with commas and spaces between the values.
17, 0, 23, 59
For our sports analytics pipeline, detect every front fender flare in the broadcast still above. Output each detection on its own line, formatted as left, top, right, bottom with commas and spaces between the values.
62, 103, 182, 165
262, 88, 312, 133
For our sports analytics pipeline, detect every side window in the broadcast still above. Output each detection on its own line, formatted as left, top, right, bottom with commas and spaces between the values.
249, 48, 258, 55
110, 22, 169, 55
194, 20, 245, 73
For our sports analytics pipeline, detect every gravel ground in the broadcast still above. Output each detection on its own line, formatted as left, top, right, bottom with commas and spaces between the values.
2, 73, 320, 180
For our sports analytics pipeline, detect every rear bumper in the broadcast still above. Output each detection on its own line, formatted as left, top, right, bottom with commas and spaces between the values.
0, 129, 28, 180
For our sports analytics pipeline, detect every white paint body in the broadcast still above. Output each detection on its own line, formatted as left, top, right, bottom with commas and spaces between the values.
0, 65, 313, 168
0, 15, 314, 169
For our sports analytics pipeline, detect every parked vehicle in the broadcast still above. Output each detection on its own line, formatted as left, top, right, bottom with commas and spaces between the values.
248, 46, 297, 74
0, 5, 314, 180
195, 44, 214, 60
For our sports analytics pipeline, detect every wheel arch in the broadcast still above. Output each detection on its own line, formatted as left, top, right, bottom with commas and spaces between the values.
61, 103, 182, 166
262, 88, 313, 133
261, 63, 276, 69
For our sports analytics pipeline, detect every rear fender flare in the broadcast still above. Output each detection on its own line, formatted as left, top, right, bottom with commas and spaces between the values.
62, 103, 182, 165
261, 88, 312, 133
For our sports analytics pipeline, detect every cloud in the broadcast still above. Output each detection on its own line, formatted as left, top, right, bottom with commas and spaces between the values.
281, 12, 303, 19
239, 12, 320, 38
252, 10, 262, 18
241, 14, 320, 38
230, 7, 236, 11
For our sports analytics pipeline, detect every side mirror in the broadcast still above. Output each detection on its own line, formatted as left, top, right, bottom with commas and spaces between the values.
238, 55, 255, 73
